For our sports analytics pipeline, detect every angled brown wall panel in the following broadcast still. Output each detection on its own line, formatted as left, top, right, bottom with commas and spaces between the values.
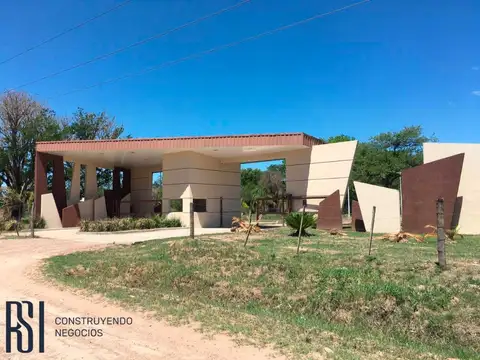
62, 204, 81, 227
401, 153, 464, 234
52, 155, 67, 219
317, 190, 342, 230
351, 200, 366, 232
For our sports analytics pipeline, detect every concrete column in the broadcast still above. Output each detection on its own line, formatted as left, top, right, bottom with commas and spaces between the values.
34, 152, 48, 217
69, 162, 81, 204
85, 164, 97, 199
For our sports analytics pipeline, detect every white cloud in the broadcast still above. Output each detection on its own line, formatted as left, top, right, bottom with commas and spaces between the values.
473, 91, 480, 96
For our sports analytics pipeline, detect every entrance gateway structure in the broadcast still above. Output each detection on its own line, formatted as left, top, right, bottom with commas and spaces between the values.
34, 133, 358, 229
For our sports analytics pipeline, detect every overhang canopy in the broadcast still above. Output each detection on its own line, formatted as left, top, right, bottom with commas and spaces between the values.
36, 132, 323, 168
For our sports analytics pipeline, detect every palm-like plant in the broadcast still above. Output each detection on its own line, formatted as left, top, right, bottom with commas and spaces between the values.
285, 212, 317, 236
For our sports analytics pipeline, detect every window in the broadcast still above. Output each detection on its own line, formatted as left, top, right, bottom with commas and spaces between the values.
192, 199, 207, 212
170, 199, 183, 212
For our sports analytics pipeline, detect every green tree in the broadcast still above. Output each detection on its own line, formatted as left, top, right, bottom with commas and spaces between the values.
152, 173, 163, 201
64, 108, 126, 140
240, 168, 263, 209
354, 126, 437, 189
266, 159, 286, 179
327, 134, 356, 143
63, 108, 129, 197
0, 91, 64, 194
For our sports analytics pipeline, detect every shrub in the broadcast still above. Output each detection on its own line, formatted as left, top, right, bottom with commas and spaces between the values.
0, 219, 23, 232
79, 219, 90, 232
20, 216, 46, 229
134, 218, 156, 230
79, 215, 182, 232
34, 217, 46, 229
285, 212, 317, 236
152, 215, 182, 228
118, 217, 135, 231
162, 217, 182, 227
152, 215, 164, 227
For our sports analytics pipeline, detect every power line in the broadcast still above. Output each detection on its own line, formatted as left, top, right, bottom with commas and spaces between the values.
13, 0, 252, 90
0, 0, 134, 66
50, 0, 371, 100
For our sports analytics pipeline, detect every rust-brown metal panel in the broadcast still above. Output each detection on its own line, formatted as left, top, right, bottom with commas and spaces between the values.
351, 200, 366, 232
317, 190, 342, 230
62, 204, 81, 227
52, 154, 67, 219
401, 153, 464, 234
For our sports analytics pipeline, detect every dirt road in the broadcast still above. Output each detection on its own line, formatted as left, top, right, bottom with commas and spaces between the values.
0, 238, 284, 360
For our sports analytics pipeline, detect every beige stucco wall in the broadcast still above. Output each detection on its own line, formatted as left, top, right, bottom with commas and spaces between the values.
68, 162, 81, 205
286, 141, 357, 210
94, 196, 107, 220
130, 166, 162, 217
40, 193, 62, 229
78, 199, 94, 221
162, 152, 241, 228
354, 181, 401, 233
84, 163, 97, 200
120, 193, 131, 216
423, 143, 480, 234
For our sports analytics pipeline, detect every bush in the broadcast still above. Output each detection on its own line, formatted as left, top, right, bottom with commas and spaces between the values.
118, 217, 135, 231
162, 217, 182, 227
1, 216, 45, 232
79, 219, 90, 232
285, 212, 317, 236
134, 218, 156, 230
0, 219, 23, 232
21, 216, 46, 229
79, 215, 182, 232
152, 215, 182, 228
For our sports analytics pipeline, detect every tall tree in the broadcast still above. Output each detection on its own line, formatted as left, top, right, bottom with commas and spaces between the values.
152, 173, 163, 201
355, 126, 437, 189
327, 134, 356, 143
64, 108, 126, 140
266, 159, 286, 179
0, 91, 63, 193
63, 108, 129, 197
240, 168, 263, 209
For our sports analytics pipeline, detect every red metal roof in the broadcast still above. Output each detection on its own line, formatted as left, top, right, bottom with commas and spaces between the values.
36, 132, 324, 152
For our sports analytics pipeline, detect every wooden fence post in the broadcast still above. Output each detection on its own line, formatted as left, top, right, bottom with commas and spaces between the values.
296, 201, 307, 255
190, 201, 194, 239
256, 199, 260, 221
244, 210, 254, 247
368, 206, 376, 256
30, 201, 35, 238
219, 196, 223, 227
436, 198, 446, 269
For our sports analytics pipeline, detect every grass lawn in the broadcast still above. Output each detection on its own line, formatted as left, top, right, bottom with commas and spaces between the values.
44, 228, 480, 360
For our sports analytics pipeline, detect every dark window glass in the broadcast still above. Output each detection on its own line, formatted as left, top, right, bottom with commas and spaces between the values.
192, 199, 207, 212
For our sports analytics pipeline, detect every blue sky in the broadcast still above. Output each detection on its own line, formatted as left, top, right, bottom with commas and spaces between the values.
1, 0, 479, 171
